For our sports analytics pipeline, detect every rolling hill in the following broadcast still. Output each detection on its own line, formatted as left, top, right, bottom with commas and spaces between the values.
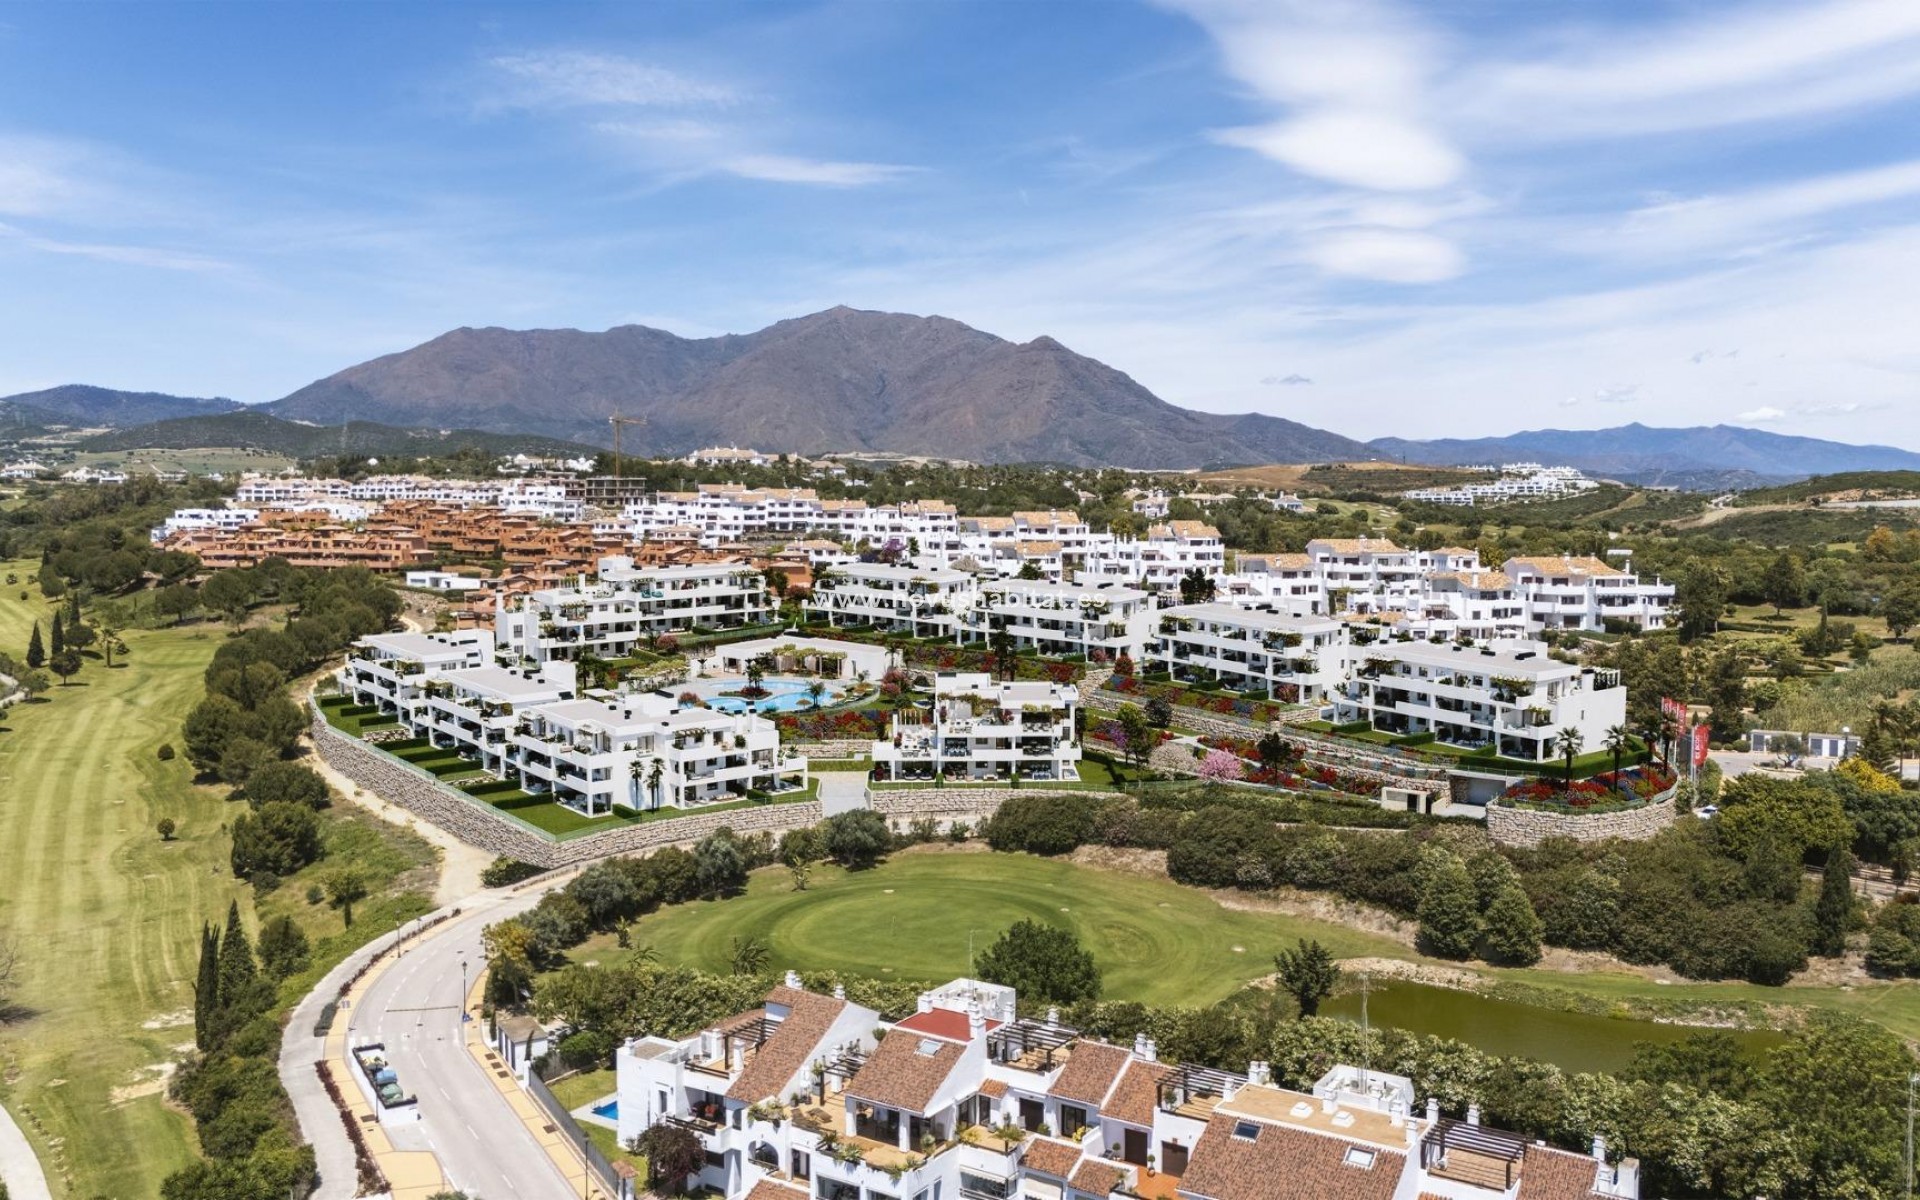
78, 410, 600, 461
1368, 423, 1920, 486
0, 384, 242, 428
262, 307, 1372, 468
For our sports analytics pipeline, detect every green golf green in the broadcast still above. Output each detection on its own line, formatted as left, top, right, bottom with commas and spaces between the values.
626, 847, 1413, 1006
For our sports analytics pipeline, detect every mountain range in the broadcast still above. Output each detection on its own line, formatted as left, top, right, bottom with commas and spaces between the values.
261, 307, 1368, 468
6, 307, 1918, 482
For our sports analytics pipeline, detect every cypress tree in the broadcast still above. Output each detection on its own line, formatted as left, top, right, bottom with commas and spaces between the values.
67, 589, 81, 623
50, 611, 64, 656
193, 922, 221, 1051
26, 622, 44, 668
1815, 844, 1857, 957
217, 899, 256, 1002
1417, 850, 1482, 960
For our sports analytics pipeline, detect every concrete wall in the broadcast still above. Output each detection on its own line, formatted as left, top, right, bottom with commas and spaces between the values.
310, 705, 823, 867
869, 787, 1121, 825
1484, 788, 1678, 849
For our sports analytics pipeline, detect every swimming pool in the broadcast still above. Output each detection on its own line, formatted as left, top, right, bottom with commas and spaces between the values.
680, 675, 846, 714
591, 1098, 619, 1120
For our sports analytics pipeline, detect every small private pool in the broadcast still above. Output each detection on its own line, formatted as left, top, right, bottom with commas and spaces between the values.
681, 675, 846, 714
591, 1098, 619, 1121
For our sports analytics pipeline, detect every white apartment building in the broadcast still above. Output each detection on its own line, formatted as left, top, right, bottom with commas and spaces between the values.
403, 570, 485, 592
804, 562, 977, 639
1305, 538, 1423, 615
1216, 553, 1324, 616
337, 630, 500, 713
1081, 521, 1226, 593
497, 557, 776, 663
1404, 464, 1600, 506
151, 506, 261, 542
1149, 604, 1346, 704
1502, 556, 1674, 632
615, 973, 1637, 1200
337, 638, 804, 816
1333, 639, 1626, 763
964, 578, 1155, 661
509, 693, 805, 813
872, 672, 1081, 782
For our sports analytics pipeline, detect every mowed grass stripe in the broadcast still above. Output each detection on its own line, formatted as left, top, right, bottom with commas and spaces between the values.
619, 847, 1414, 1007
0, 568, 246, 1199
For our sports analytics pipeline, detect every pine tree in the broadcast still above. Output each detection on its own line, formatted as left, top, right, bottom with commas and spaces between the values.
25, 622, 44, 669
50, 611, 64, 657
193, 922, 221, 1051
1814, 844, 1857, 957
217, 899, 256, 1002
1417, 850, 1482, 960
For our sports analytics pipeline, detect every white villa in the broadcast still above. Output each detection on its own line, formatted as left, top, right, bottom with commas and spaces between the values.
614, 973, 1638, 1200
1332, 639, 1626, 763
338, 630, 500, 712
497, 557, 776, 663
872, 672, 1081, 783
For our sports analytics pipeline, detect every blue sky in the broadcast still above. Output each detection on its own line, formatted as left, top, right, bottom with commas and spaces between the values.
4, 1, 1920, 447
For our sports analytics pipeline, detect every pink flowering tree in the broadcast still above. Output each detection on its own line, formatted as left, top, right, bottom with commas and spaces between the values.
1197, 748, 1244, 782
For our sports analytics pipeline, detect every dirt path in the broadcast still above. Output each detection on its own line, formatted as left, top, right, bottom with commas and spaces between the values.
300, 681, 490, 906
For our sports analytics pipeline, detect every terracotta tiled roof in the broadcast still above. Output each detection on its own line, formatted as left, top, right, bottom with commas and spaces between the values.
725, 988, 846, 1103
1179, 1114, 1404, 1200
1048, 1041, 1131, 1108
1071, 1159, 1126, 1196
1503, 555, 1622, 578
745, 1182, 808, 1200
1022, 1137, 1084, 1179
1103, 1060, 1169, 1127
845, 1030, 965, 1114
1239, 553, 1313, 571
1517, 1145, 1607, 1199
1309, 537, 1405, 554
977, 1079, 1008, 1098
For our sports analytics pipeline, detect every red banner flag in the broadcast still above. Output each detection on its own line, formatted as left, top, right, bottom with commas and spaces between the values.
1692, 724, 1710, 768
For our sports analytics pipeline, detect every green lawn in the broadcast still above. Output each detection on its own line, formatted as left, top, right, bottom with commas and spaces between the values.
0, 562, 437, 1199
620, 848, 1413, 1006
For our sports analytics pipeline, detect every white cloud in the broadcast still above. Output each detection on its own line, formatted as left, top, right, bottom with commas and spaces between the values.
1593, 384, 1641, 404
0, 222, 230, 273
1611, 158, 1920, 261
1303, 228, 1463, 282
488, 51, 735, 110
1459, 0, 1920, 139
1739, 405, 1789, 422
720, 155, 917, 188
1215, 111, 1462, 191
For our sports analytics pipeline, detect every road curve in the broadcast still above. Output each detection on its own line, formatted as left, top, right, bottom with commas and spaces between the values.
281, 886, 571, 1200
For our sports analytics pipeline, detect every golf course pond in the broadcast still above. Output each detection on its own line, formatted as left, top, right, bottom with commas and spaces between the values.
1320, 980, 1786, 1074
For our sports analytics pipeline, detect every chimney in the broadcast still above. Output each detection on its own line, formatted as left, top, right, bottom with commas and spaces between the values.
1426, 1097, 1440, 1125
918, 992, 934, 1014
833, 983, 846, 1001
1466, 1103, 1481, 1127
1046, 1006, 1060, 1029
1592, 1134, 1607, 1163
1247, 1061, 1270, 1087
1133, 1032, 1151, 1059
729, 1041, 745, 1073
968, 1001, 986, 1040
784, 970, 803, 990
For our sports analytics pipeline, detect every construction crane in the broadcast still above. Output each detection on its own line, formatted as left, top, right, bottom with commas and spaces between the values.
607, 412, 647, 481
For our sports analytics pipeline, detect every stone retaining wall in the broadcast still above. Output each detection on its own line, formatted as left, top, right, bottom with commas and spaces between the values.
1485, 789, 1677, 848
869, 787, 1122, 825
310, 708, 824, 868
790, 739, 872, 759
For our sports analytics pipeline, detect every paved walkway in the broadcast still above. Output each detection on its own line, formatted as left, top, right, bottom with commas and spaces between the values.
0, 1096, 54, 1200
816, 769, 870, 815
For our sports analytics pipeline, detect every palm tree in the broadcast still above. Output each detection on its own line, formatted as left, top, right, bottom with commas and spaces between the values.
647, 757, 665, 810
1603, 724, 1633, 781
629, 758, 644, 807
806, 679, 826, 708
1555, 728, 1585, 794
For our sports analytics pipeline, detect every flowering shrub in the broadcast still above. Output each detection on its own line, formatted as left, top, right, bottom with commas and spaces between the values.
1500, 766, 1675, 810
1194, 736, 1383, 796
777, 709, 890, 741
1197, 749, 1244, 781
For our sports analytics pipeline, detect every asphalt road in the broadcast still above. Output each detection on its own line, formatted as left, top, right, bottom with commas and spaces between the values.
353, 898, 577, 1200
